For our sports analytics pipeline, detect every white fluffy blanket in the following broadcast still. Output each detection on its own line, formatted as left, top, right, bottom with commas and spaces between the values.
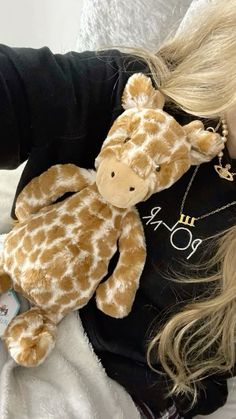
0, 315, 140, 419
0, 163, 26, 234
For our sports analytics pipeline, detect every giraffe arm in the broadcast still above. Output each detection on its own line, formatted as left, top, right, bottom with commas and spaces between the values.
96, 208, 146, 318
183, 121, 224, 164
15, 164, 95, 222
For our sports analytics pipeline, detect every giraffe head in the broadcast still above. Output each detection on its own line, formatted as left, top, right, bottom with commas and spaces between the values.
95, 73, 223, 208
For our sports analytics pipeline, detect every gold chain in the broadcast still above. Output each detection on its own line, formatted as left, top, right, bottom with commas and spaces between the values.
179, 118, 236, 227
179, 165, 236, 223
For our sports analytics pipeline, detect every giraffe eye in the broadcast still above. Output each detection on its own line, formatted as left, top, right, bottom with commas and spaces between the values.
124, 137, 131, 143
111, 171, 115, 177
155, 165, 161, 172
129, 186, 135, 191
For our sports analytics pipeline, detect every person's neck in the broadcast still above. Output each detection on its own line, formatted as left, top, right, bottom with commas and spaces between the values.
225, 106, 236, 159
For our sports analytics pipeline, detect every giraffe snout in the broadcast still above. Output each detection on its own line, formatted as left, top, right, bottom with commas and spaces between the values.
96, 157, 149, 208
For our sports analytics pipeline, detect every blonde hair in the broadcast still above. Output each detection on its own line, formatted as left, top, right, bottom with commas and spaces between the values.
121, 0, 236, 410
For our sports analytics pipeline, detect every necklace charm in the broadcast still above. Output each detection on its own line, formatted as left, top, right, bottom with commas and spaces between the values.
179, 214, 196, 227
213, 117, 236, 181
214, 163, 235, 181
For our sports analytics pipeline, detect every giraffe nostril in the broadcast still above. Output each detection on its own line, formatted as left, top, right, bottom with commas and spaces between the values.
129, 187, 135, 191
111, 172, 115, 178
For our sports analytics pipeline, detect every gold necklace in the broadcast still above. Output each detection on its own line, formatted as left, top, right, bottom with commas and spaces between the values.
179, 118, 236, 227
179, 165, 236, 227
214, 117, 236, 181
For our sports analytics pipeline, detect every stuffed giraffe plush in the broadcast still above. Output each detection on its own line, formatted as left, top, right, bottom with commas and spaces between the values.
0, 73, 223, 367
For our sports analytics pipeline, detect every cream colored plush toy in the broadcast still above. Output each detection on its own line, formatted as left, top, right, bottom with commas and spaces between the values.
0, 73, 223, 367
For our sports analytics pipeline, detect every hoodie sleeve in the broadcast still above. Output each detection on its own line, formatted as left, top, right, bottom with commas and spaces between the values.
0, 44, 145, 169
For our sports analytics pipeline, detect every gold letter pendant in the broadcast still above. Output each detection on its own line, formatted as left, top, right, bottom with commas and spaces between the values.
179, 214, 196, 227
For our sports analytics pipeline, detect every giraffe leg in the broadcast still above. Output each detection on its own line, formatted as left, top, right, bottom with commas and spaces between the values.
3, 307, 57, 367
96, 273, 139, 318
96, 209, 146, 318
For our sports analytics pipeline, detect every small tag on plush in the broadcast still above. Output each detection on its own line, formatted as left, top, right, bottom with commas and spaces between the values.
0, 290, 20, 336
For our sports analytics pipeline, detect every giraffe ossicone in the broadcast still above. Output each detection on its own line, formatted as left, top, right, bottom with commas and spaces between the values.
0, 73, 224, 367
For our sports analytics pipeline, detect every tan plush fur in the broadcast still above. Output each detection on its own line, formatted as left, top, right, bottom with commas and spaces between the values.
0, 74, 224, 367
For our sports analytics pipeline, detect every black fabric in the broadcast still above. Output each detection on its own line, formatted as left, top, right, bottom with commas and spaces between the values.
175, 377, 229, 418
0, 44, 235, 417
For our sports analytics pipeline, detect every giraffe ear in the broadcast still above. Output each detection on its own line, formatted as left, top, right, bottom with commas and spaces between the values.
122, 73, 165, 110
183, 121, 224, 165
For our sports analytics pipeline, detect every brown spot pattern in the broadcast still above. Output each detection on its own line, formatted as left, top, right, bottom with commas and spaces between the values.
59, 277, 73, 291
